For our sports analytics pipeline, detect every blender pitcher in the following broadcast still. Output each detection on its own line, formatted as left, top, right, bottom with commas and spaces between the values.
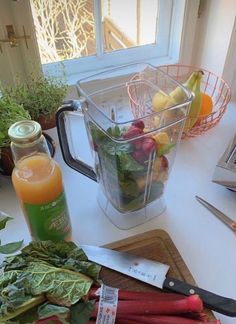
56, 63, 193, 229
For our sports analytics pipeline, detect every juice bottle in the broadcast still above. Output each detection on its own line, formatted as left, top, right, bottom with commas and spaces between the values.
8, 120, 72, 241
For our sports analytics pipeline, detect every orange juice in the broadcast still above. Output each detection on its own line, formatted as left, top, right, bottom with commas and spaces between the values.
12, 153, 71, 241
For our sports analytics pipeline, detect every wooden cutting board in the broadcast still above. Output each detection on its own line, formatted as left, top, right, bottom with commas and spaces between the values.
101, 229, 215, 320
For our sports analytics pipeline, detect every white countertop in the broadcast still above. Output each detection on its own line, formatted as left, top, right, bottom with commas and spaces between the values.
1, 102, 236, 323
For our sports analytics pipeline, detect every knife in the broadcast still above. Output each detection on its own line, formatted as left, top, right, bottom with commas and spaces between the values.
81, 244, 236, 317
196, 195, 236, 232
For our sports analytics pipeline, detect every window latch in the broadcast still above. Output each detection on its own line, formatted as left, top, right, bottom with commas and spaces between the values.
0, 25, 30, 52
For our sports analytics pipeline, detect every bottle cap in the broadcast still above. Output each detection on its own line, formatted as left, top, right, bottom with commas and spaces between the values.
8, 120, 42, 144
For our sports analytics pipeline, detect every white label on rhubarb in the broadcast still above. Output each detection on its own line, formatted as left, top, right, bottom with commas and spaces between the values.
96, 284, 119, 324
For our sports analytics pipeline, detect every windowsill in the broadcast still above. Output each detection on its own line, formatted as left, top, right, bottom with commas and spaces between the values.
65, 55, 179, 90
64, 55, 179, 101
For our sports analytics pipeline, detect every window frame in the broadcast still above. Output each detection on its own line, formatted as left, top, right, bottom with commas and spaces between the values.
1, 0, 199, 87
40, 0, 187, 83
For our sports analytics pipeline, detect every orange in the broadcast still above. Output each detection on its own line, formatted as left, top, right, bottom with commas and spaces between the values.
199, 93, 213, 117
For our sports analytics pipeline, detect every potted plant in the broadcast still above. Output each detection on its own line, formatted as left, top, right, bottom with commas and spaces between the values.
0, 97, 31, 175
2, 75, 68, 130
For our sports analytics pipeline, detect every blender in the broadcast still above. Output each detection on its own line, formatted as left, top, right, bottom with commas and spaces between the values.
56, 63, 193, 229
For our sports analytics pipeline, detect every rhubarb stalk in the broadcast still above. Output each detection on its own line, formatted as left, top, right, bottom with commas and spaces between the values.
116, 315, 221, 324
92, 295, 203, 317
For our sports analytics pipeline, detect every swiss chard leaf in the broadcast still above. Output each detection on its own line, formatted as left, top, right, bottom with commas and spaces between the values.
18, 240, 101, 281
38, 303, 69, 323
0, 214, 13, 230
24, 261, 93, 306
0, 269, 45, 321
70, 300, 95, 324
0, 240, 23, 254
0, 270, 21, 290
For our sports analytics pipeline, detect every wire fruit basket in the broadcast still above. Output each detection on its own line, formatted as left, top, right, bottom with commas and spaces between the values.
128, 64, 231, 139
158, 64, 232, 138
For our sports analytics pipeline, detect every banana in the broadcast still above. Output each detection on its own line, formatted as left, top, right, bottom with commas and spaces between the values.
152, 89, 176, 112
151, 70, 203, 131
169, 71, 198, 103
183, 71, 203, 131
152, 72, 198, 112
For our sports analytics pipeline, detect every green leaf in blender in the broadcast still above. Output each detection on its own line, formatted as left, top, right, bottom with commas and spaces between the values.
118, 152, 144, 172
119, 177, 140, 198
102, 141, 133, 156
158, 143, 175, 156
107, 125, 121, 138
121, 181, 164, 212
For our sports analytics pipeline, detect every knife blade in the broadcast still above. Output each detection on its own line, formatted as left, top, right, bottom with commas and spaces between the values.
196, 195, 236, 232
81, 244, 236, 317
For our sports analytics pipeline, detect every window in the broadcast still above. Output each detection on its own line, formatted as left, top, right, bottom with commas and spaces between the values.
29, 0, 187, 81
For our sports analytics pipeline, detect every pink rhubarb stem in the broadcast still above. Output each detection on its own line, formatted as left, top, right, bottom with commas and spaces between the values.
117, 315, 221, 324
92, 295, 203, 317
88, 287, 184, 301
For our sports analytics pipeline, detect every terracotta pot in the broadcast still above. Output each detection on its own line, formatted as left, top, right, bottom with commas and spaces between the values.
0, 147, 14, 176
36, 113, 56, 130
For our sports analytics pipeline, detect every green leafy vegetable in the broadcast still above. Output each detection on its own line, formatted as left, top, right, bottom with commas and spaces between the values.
101, 141, 132, 156
24, 261, 93, 306
0, 215, 13, 230
0, 241, 24, 254
70, 300, 95, 324
0, 268, 45, 322
0, 213, 24, 254
118, 153, 144, 172
107, 125, 121, 138
38, 302, 69, 321
19, 240, 100, 280
119, 178, 140, 198
0, 240, 101, 322
158, 143, 175, 156
121, 182, 164, 212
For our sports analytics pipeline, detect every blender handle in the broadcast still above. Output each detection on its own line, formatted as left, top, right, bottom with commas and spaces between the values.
56, 100, 97, 182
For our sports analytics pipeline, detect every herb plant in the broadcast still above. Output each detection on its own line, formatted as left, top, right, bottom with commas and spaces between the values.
0, 97, 31, 148
2, 75, 68, 120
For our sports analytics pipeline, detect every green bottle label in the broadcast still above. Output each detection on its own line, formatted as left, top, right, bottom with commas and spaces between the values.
24, 191, 71, 241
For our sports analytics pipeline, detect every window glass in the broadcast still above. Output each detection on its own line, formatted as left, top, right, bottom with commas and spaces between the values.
28, 0, 185, 79
102, 0, 158, 52
30, 0, 159, 64
30, 0, 96, 64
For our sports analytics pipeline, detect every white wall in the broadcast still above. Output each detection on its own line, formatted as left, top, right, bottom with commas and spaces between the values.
192, 0, 236, 79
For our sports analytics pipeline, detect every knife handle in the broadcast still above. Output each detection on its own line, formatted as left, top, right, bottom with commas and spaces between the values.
163, 277, 236, 317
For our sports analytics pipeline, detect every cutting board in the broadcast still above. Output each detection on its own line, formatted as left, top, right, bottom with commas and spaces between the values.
101, 229, 215, 320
